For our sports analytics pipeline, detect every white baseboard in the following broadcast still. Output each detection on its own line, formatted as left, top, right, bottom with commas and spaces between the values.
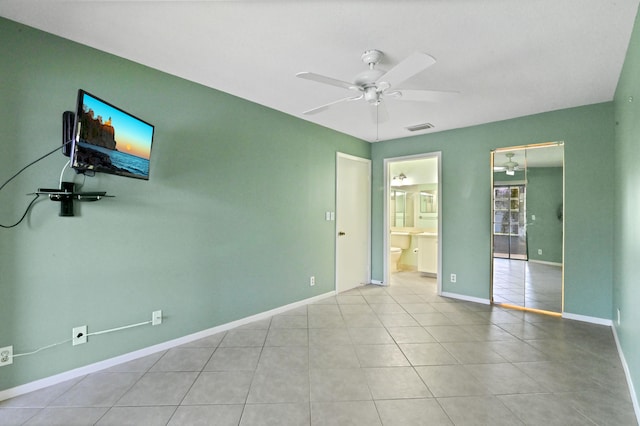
562, 312, 613, 326
0, 291, 336, 402
611, 325, 640, 425
440, 292, 490, 305
528, 259, 562, 267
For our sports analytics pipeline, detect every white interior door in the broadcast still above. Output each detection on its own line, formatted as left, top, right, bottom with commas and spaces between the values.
336, 153, 371, 293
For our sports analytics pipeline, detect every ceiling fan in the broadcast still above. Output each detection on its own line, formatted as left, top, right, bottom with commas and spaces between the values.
494, 152, 522, 175
296, 49, 457, 123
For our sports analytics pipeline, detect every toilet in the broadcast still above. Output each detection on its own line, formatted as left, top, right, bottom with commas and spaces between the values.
389, 232, 412, 272
390, 247, 403, 272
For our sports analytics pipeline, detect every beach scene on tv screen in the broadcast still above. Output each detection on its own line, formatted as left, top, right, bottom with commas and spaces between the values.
76, 93, 153, 178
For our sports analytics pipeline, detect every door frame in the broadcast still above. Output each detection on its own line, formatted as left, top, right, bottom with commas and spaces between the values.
383, 152, 442, 293
335, 152, 371, 293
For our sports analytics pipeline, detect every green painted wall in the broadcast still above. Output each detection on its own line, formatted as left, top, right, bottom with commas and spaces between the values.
493, 170, 526, 183
613, 4, 640, 405
526, 167, 563, 264
0, 18, 369, 390
371, 103, 614, 318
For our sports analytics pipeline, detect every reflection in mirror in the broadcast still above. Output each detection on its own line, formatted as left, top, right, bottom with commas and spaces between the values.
491, 142, 564, 314
391, 190, 406, 227
420, 190, 437, 213
390, 185, 437, 228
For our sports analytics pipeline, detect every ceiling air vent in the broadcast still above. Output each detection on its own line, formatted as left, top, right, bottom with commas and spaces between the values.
406, 122, 434, 132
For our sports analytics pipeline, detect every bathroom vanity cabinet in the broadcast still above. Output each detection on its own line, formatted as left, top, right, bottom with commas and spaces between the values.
417, 233, 438, 276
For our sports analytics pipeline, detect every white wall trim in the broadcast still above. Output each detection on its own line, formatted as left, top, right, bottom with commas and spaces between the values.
441, 292, 491, 305
562, 312, 613, 326
0, 291, 336, 402
612, 326, 640, 424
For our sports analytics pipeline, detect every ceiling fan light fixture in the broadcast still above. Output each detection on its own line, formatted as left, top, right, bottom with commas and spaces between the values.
506, 169, 515, 176
364, 87, 380, 104
406, 122, 434, 131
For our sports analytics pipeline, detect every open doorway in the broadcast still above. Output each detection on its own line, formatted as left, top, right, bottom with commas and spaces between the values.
384, 153, 442, 293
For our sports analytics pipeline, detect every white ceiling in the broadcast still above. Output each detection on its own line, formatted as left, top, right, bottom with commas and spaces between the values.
1, 0, 638, 142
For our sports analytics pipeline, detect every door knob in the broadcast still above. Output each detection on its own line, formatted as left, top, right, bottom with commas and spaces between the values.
338, 231, 346, 236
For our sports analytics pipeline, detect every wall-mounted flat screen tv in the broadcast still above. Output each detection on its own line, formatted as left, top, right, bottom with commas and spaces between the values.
71, 90, 154, 180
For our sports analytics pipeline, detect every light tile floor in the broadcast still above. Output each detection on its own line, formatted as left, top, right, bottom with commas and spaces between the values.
0, 272, 635, 425
493, 258, 563, 313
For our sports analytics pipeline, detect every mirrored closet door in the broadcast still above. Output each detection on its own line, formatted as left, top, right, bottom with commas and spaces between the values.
491, 142, 564, 314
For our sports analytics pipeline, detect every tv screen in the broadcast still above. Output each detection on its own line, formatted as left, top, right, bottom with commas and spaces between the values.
71, 90, 154, 180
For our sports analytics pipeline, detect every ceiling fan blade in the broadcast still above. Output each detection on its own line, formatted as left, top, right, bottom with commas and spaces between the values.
296, 72, 358, 91
302, 95, 363, 115
395, 89, 459, 102
376, 52, 436, 88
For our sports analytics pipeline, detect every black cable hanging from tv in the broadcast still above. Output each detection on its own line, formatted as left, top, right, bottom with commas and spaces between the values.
0, 141, 73, 228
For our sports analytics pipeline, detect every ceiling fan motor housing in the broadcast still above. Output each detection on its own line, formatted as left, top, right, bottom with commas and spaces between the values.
354, 69, 385, 87
356, 50, 389, 104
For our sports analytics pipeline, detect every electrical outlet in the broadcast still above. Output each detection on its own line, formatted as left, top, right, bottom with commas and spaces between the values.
72, 325, 87, 346
617, 309, 621, 326
0, 346, 13, 367
450, 273, 457, 283
538, 249, 543, 255
310, 276, 315, 286
152, 310, 163, 326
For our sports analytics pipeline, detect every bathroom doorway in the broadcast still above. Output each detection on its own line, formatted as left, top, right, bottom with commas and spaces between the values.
384, 153, 441, 293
